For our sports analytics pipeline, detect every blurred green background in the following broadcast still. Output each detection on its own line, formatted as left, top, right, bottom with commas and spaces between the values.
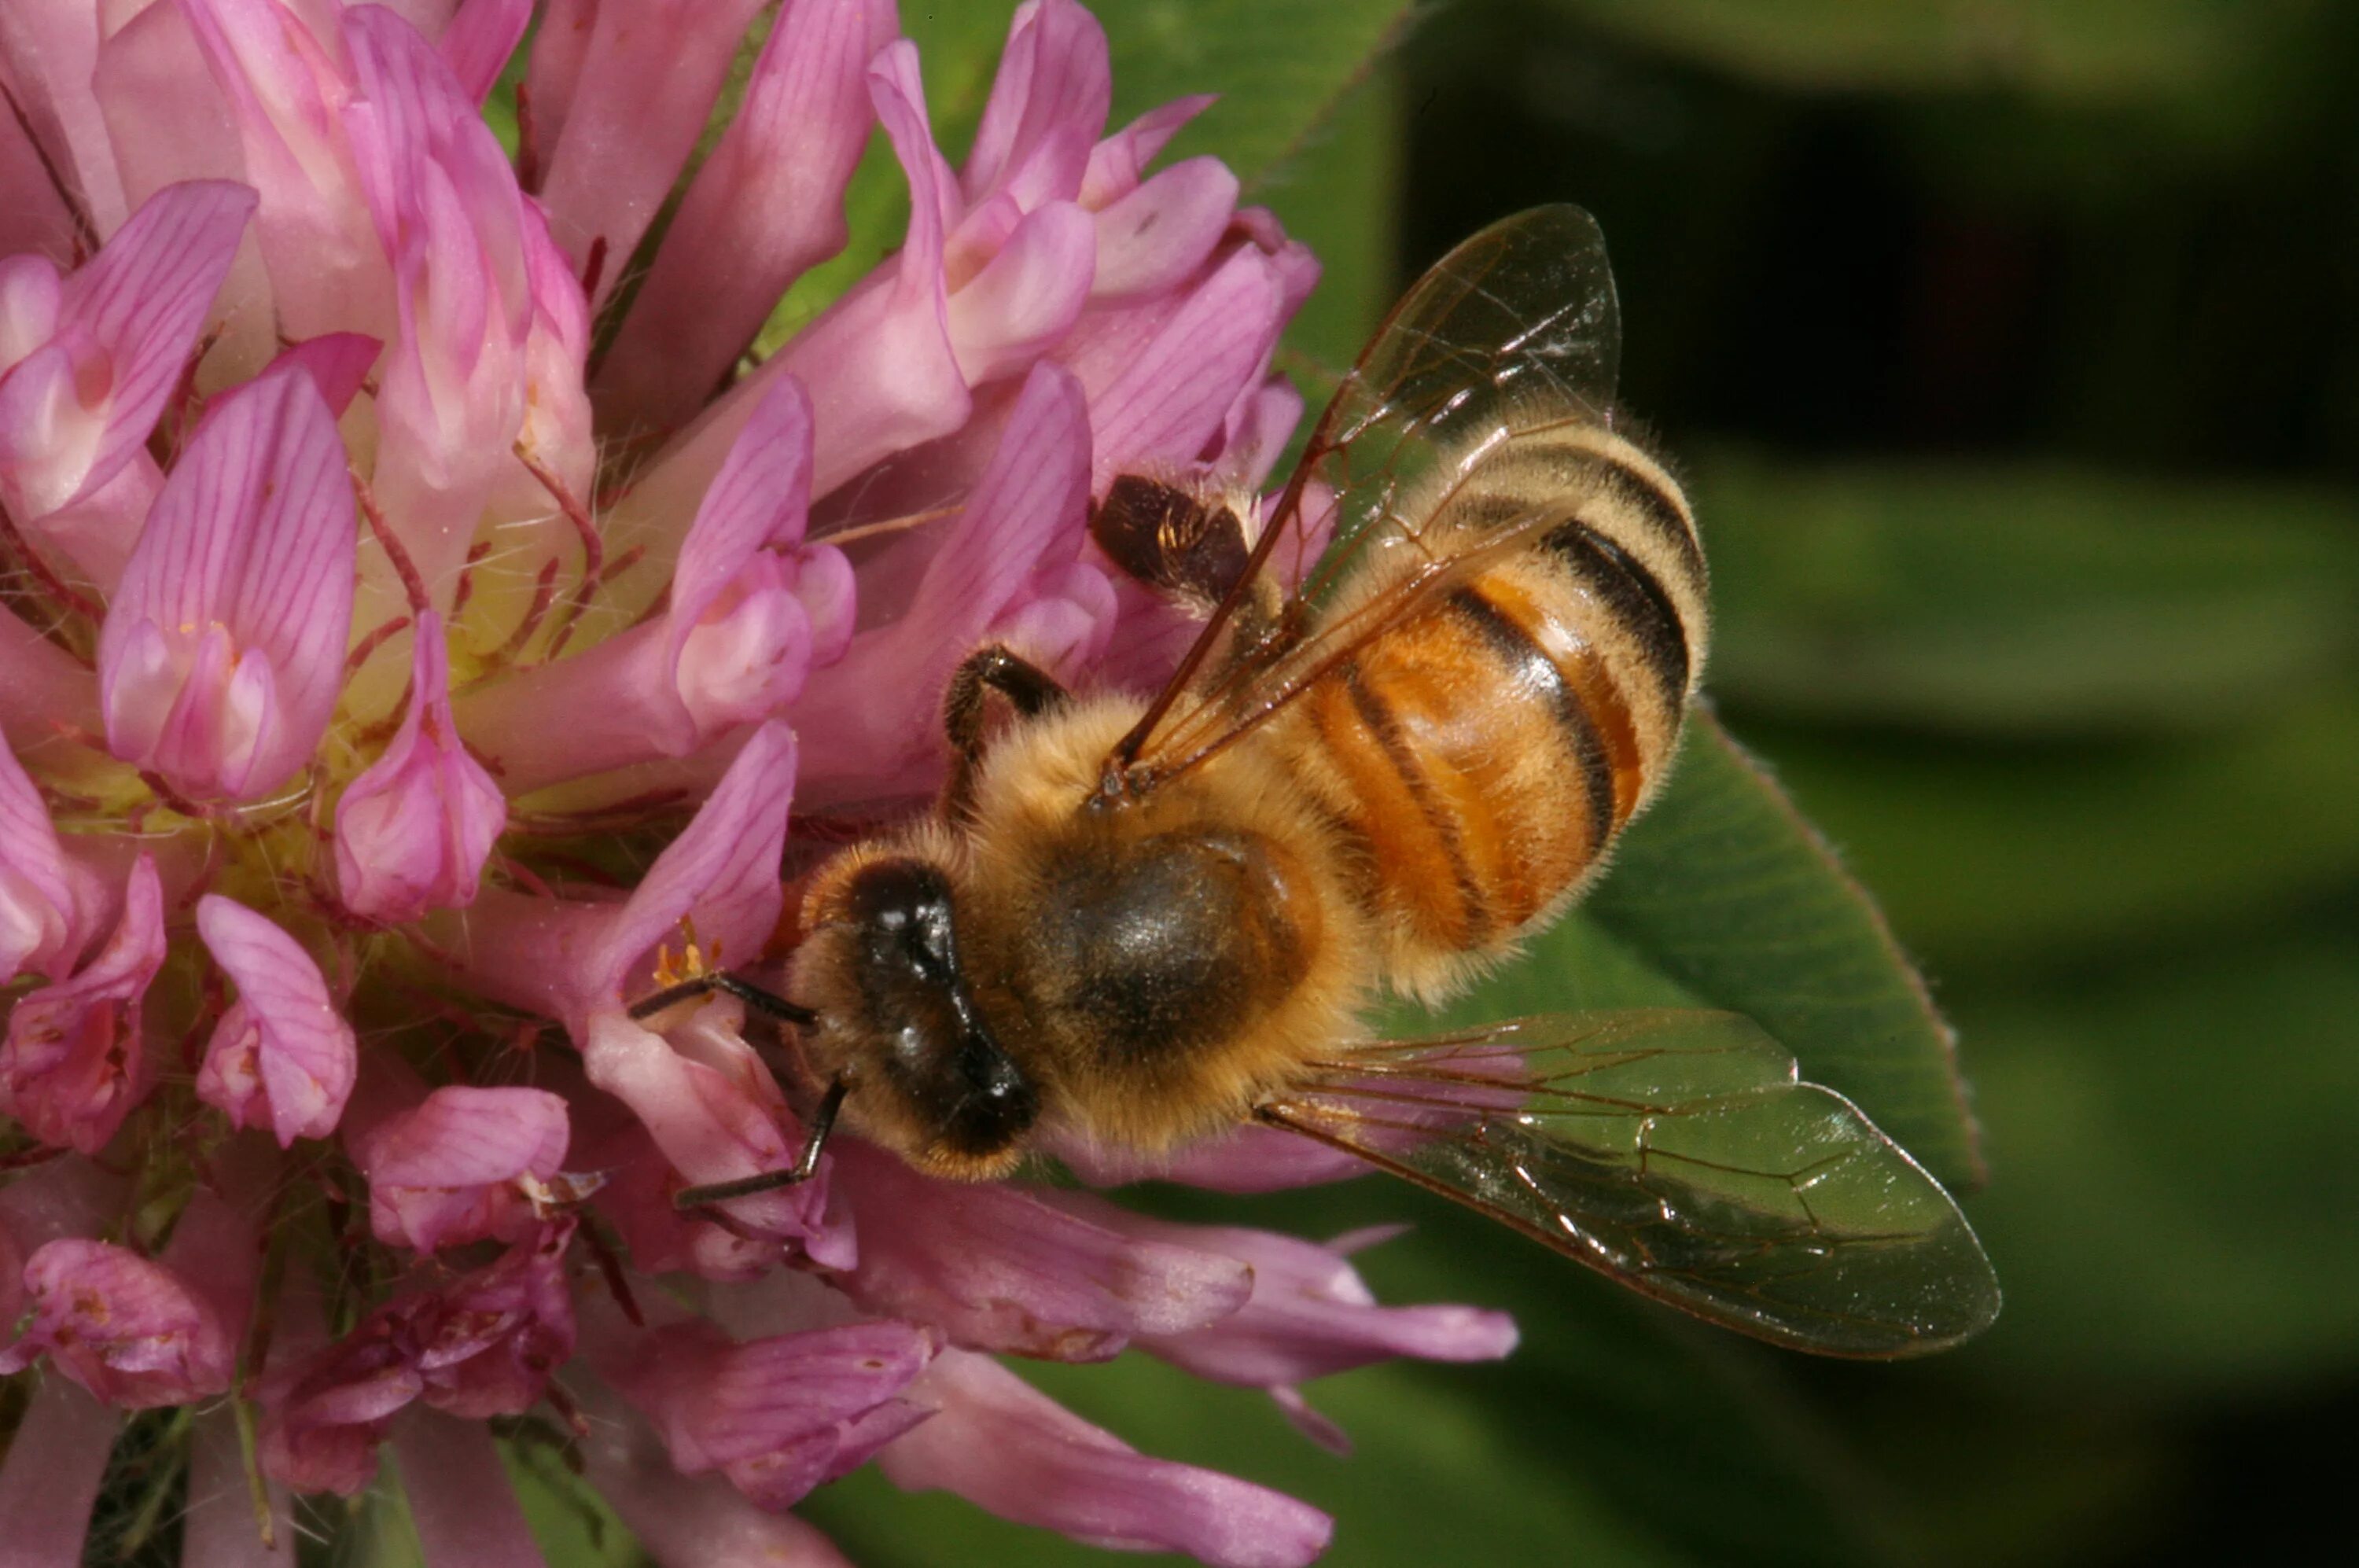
493, 3, 2359, 1566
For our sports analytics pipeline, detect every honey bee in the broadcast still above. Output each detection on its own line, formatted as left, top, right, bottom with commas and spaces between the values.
640, 207, 2000, 1358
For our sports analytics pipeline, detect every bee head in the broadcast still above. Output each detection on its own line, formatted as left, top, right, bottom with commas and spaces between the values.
789, 852, 1038, 1179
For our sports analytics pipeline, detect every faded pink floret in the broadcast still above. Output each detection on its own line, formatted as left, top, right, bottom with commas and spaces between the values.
333, 609, 508, 924
0, 1239, 234, 1408
97, 361, 356, 802
0, 856, 165, 1154
359, 1084, 571, 1253
194, 894, 359, 1146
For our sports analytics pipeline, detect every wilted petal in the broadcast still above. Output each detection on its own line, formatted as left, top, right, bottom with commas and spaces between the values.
0, 742, 84, 985
333, 611, 507, 923
258, 1314, 425, 1495
194, 895, 358, 1146
0, 855, 165, 1154
596, 0, 896, 432
879, 1349, 1334, 1568
359, 1084, 570, 1253
836, 1145, 1249, 1360
0, 1239, 234, 1408
0, 180, 255, 525
408, 1220, 577, 1417
97, 362, 355, 801
534, 0, 770, 300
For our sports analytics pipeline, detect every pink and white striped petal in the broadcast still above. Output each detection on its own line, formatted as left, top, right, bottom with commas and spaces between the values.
97, 361, 355, 801
436, 0, 532, 106
1080, 94, 1215, 208
0, 180, 255, 523
193, 894, 359, 1147
959, 0, 1112, 213
333, 611, 507, 925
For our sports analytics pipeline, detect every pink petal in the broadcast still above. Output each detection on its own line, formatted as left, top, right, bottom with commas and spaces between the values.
533, 0, 770, 304
275, 331, 384, 417
194, 894, 359, 1146
1063, 245, 1285, 491
0, 179, 255, 521
0, 88, 75, 267
185, 1408, 298, 1567
0, 1239, 235, 1407
342, 3, 532, 597
438, 0, 531, 105
580, 1011, 846, 1259
358, 1084, 570, 1253
1081, 95, 1215, 208
407, 1220, 577, 1418
572, 721, 797, 1014
0, 854, 165, 1154
879, 1349, 1334, 1568
0, 4, 127, 234
1054, 1118, 1375, 1194
791, 361, 1091, 804
0, 1376, 119, 1568
175, 0, 396, 344
96, 360, 354, 801
594, 0, 896, 432
0, 741, 81, 985
333, 610, 508, 924
258, 1314, 426, 1495
1091, 157, 1239, 299
392, 1410, 549, 1568
947, 198, 1096, 385
835, 1144, 1251, 1360
960, 0, 1111, 212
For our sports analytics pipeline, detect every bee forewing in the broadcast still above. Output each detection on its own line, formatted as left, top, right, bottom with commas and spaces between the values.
1257, 1010, 2002, 1359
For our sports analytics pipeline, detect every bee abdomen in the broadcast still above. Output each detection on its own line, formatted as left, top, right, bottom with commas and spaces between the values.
1292, 424, 1706, 983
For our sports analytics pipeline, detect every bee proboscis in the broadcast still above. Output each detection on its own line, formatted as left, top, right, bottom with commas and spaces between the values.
642, 206, 2000, 1360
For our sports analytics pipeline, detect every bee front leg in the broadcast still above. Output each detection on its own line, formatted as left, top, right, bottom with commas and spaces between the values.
672, 1077, 850, 1209
941, 643, 1069, 820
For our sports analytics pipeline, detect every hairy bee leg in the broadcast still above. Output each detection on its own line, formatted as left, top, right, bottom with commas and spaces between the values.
627, 971, 818, 1028
672, 1077, 850, 1209
942, 643, 1070, 818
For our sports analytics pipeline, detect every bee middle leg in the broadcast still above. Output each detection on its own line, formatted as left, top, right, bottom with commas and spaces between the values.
941, 643, 1069, 819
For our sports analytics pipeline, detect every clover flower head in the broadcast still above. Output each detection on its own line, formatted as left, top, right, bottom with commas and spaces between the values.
0, 3, 1511, 1563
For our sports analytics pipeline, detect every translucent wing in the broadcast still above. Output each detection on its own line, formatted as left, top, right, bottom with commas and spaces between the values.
1107, 205, 1627, 790
1255, 1010, 2001, 1358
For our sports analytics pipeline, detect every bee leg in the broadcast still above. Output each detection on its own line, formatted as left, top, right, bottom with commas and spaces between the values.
672, 1077, 850, 1209
627, 971, 817, 1028
942, 644, 1069, 819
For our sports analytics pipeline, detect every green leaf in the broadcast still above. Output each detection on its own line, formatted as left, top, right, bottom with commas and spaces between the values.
1747, 691, 2359, 973
1696, 452, 2359, 738
1927, 931, 2359, 1388
1393, 714, 1982, 1193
